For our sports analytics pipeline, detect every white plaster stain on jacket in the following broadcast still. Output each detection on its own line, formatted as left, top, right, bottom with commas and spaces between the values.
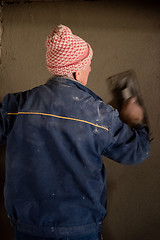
73, 96, 80, 101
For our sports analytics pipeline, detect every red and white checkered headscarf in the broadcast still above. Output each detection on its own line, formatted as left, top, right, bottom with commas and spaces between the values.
46, 25, 93, 75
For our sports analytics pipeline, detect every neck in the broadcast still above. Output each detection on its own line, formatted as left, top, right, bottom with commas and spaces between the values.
56, 73, 76, 82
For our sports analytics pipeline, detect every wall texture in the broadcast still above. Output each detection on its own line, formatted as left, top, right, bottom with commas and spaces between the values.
0, 1, 160, 240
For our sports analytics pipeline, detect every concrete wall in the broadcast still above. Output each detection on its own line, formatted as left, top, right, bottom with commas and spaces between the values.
0, 1, 160, 239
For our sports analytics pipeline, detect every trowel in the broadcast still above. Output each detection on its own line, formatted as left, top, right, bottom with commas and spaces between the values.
107, 70, 152, 139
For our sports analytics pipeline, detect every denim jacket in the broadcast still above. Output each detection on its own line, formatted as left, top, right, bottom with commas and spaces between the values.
0, 77, 150, 238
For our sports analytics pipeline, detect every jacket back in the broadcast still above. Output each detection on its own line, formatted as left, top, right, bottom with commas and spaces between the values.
0, 77, 150, 238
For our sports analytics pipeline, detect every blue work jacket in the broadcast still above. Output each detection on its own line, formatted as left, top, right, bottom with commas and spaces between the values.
0, 77, 150, 238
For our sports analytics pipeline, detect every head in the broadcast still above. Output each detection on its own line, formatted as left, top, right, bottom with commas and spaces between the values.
46, 25, 93, 86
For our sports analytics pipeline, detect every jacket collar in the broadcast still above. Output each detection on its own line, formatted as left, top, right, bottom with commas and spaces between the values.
47, 76, 102, 101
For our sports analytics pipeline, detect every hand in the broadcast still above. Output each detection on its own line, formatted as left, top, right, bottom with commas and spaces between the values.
120, 97, 144, 127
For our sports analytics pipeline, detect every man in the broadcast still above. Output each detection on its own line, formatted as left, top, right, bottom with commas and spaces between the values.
0, 25, 150, 240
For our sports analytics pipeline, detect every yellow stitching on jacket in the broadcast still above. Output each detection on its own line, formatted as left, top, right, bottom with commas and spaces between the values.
7, 112, 109, 132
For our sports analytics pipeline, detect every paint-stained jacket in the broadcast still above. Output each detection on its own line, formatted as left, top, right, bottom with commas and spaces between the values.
0, 77, 150, 238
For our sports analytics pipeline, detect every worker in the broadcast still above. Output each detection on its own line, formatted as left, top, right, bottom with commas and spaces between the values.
0, 25, 150, 240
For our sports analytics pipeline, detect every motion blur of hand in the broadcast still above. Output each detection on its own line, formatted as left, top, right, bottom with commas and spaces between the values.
120, 97, 144, 127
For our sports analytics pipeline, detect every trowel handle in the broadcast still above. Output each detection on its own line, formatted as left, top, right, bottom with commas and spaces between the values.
121, 87, 133, 100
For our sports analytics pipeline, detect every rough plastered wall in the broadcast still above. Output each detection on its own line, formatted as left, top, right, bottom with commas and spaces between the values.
0, 1, 160, 240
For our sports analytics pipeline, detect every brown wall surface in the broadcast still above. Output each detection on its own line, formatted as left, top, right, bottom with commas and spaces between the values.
0, 1, 160, 239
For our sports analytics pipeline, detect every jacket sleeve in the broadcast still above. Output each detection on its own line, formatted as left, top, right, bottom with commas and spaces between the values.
0, 95, 8, 145
102, 107, 150, 165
